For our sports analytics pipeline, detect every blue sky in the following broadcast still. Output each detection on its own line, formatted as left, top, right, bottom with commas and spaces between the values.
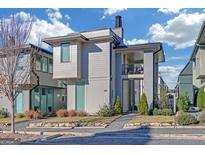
1, 8, 205, 88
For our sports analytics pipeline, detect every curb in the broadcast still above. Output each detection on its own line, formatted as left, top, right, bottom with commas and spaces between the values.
2, 130, 95, 137
123, 125, 205, 129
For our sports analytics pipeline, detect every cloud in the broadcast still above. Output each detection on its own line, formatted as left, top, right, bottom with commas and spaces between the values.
14, 9, 74, 49
159, 65, 184, 88
64, 14, 71, 20
158, 8, 182, 15
148, 12, 205, 49
101, 8, 127, 19
124, 38, 149, 45
166, 56, 189, 61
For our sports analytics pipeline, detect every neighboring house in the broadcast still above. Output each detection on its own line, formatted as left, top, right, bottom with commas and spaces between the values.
167, 89, 176, 113
0, 44, 66, 114
158, 73, 169, 102
176, 21, 205, 107
190, 21, 205, 94
43, 16, 165, 113
175, 61, 194, 105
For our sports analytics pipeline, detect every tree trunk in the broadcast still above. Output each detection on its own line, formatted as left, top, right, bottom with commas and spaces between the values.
11, 102, 15, 133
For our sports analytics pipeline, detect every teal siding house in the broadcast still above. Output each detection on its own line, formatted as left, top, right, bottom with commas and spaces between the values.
176, 61, 194, 105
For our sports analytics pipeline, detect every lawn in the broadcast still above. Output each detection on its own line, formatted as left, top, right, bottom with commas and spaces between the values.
0, 117, 28, 125
129, 115, 175, 124
46, 115, 121, 124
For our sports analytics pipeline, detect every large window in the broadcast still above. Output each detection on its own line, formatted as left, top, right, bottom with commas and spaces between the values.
61, 43, 70, 62
49, 58, 53, 73
42, 56, 48, 72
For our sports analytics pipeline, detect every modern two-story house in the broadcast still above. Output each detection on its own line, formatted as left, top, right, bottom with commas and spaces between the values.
0, 44, 67, 114
43, 16, 165, 114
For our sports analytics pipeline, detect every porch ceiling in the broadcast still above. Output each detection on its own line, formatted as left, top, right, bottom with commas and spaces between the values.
126, 51, 144, 63
114, 42, 165, 63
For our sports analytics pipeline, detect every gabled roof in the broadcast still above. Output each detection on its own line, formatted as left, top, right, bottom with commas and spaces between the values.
190, 21, 205, 60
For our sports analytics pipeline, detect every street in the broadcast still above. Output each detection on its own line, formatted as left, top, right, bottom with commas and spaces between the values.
24, 131, 205, 145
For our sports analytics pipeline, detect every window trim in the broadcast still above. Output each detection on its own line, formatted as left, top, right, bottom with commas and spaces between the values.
41, 56, 48, 73
48, 58, 53, 73
61, 43, 70, 63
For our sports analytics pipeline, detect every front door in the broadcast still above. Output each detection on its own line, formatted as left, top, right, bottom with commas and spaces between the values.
47, 88, 53, 112
16, 92, 23, 113
41, 88, 47, 113
75, 81, 85, 111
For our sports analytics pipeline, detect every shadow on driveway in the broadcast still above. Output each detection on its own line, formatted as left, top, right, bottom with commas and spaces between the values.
23, 126, 151, 145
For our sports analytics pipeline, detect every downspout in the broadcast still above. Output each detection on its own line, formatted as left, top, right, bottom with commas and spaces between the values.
153, 44, 163, 109
29, 51, 40, 110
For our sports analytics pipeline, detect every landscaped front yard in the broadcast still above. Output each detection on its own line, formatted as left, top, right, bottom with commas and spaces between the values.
28, 115, 121, 128
47, 115, 121, 124
124, 115, 176, 128
129, 115, 175, 124
0, 117, 28, 125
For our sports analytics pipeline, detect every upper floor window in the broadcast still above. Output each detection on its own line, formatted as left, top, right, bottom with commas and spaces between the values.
16, 53, 25, 70
49, 58, 53, 73
61, 43, 70, 63
42, 56, 48, 72
36, 55, 41, 71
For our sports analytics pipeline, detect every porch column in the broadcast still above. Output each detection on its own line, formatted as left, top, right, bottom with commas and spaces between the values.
143, 51, 154, 110
22, 90, 30, 112
134, 80, 141, 107
122, 80, 129, 112
67, 85, 76, 110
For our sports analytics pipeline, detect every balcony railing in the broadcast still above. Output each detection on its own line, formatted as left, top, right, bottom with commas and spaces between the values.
122, 64, 144, 75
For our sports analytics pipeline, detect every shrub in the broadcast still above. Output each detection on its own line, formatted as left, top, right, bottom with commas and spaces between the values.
199, 111, 205, 123
0, 108, 9, 118
161, 108, 173, 116
33, 110, 43, 119
153, 108, 172, 116
67, 110, 77, 117
25, 110, 35, 119
176, 113, 198, 125
197, 88, 205, 110
114, 96, 123, 114
25, 110, 42, 119
153, 108, 162, 115
15, 113, 25, 118
56, 109, 68, 117
76, 111, 87, 117
97, 104, 113, 117
138, 93, 149, 115
177, 93, 190, 112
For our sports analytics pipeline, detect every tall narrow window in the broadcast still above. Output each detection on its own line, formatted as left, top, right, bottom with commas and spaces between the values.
48, 58, 53, 73
41, 56, 48, 72
36, 55, 41, 71
61, 43, 70, 62
16, 52, 25, 70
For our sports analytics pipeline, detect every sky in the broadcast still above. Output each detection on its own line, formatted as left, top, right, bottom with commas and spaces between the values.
0, 8, 205, 89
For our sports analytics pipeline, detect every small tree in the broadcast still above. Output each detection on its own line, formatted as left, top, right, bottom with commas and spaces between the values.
138, 93, 149, 115
114, 96, 122, 114
158, 84, 169, 109
0, 14, 38, 133
197, 88, 205, 109
177, 93, 190, 112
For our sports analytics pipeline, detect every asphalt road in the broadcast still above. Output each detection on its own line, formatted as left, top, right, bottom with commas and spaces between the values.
24, 132, 205, 145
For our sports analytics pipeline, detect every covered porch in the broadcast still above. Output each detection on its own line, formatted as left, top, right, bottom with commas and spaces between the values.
114, 43, 165, 112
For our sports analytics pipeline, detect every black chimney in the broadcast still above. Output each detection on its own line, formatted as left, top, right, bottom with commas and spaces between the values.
115, 16, 122, 28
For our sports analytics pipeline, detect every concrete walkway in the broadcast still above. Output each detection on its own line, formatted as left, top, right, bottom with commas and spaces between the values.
106, 113, 136, 130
